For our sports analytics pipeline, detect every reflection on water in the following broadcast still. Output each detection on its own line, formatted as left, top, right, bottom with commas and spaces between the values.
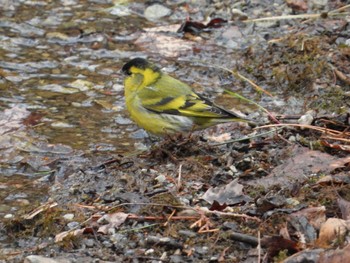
0, 1, 148, 223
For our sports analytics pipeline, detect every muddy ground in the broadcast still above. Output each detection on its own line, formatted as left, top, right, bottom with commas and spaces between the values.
1, 0, 350, 262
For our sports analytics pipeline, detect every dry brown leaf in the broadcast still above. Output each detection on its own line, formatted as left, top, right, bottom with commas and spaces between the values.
290, 206, 326, 230
318, 244, 350, 263
55, 228, 85, 243
23, 202, 58, 220
97, 212, 129, 234
317, 218, 350, 247
249, 146, 350, 189
201, 178, 250, 205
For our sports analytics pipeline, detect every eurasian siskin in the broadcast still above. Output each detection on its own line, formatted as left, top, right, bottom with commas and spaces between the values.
122, 57, 250, 136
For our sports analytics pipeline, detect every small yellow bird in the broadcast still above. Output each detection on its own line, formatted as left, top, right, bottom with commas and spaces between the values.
122, 57, 250, 136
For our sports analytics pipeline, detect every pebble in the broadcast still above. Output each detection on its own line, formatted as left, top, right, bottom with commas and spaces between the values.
51, 122, 75, 128
102, 240, 113, 248
289, 135, 296, 142
110, 233, 127, 244
63, 213, 74, 221
67, 221, 80, 230
223, 221, 238, 230
4, 214, 14, 219
69, 79, 93, 91
155, 174, 167, 183
145, 248, 154, 255
5, 193, 28, 201
229, 165, 238, 173
146, 236, 183, 249
85, 238, 95, 247
24, 255, 59, 263
178, 230, 197, 238
298, 110, 316, 126
144, 4, 171, 21
346, 39, 350, 47
231, 8, 248, 20
195, 246, 209, 255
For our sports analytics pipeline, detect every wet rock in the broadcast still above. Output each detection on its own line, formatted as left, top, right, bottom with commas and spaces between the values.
69, 79, 94, 92
115, 115, 133, 125
24, 255, 63, 263
38, 84, 80, 94
51, 122, 75, 128
144, 4, 171, 21
109, 4, 131, 17
5, 193, 28, 201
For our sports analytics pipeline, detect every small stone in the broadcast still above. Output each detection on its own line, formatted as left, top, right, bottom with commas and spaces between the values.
195, 246, 209, 255
243, 157, 251, 163
4, 214, 14, 219
5, 193, 28, 201
289, 135, 296, 142
102, 240, 113, 248
311, 0, 328, 8
51, 122, 75, 128
155, 174, 166, 183
110, 233, 127, 244
97, 214, 109, 224
346, 39, 350, 46
229, 165, 238, 173
286, 198, 300, 206
85, 238, 94, 247
223, 221, 238, 230
67, 221, 80, 230
112, 83, 123, 92
69, 79, 93, 91
144, 4, 171, 21
298, 110, 316, 126
63, 213, 74, 221
178, 230, 197, 238
145, 248, 154, 255
231, 8, 248, 20
24, 255, 57, 263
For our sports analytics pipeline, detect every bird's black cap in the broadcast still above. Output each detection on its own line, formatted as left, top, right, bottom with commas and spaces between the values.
122, 57, 159, 75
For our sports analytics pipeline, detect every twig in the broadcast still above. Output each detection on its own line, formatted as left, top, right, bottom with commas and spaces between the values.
163, 209, 177, 226
243, 7, 350, 24
257, 231, 261, 263
212, 127, 284, 146
229, 231, 259, 246
177, 164, 183, 192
